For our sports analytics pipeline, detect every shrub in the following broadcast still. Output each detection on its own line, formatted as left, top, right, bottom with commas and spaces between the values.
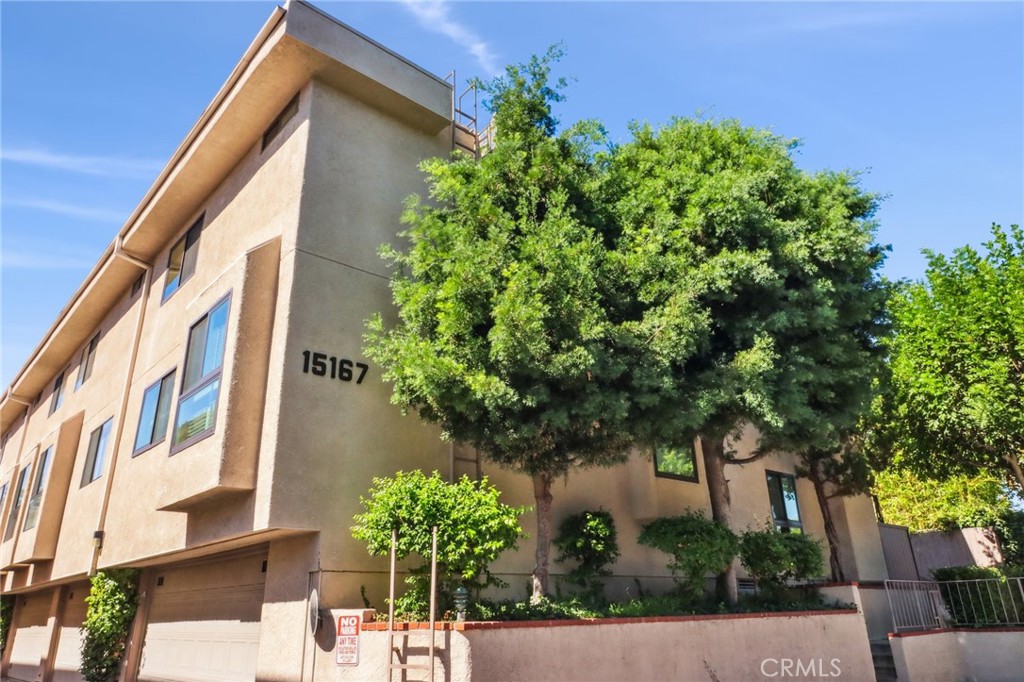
554, 509, 620, 603
351, 470, 527, 619
638, 512, 738, 601
80, 569, 140, 682
739, 527, 823, 595
0, 594, 13, 657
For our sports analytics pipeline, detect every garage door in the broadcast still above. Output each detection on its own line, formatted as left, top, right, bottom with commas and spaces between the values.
52, 585, 89, 682
138, 553, 267, 682
6, 591, 51, 682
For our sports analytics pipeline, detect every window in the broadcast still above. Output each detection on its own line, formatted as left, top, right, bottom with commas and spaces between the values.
172, 297, 230, 451
0, 482, 8, 534
162, 215, 203, 301
766, 471, 802, 533
49, 370, 66, 415
82, 418, 113, 487
130, 272, 146, 298
134, 371, 176, 454
654, 443, 698, 482
22, 446, 53, 531
76, 332, 101, 389
5, 466, 31, 540
262, 93, 299, 151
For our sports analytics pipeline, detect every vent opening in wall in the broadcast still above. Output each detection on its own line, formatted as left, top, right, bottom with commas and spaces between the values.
156, 576, 164, 586
261, 560, 267, 573
261, 93, 299, 152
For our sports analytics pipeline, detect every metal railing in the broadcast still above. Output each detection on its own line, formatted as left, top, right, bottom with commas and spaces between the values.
885, 580, 948, 632
939, 577, 1024, 628
885, 577, 1024, 632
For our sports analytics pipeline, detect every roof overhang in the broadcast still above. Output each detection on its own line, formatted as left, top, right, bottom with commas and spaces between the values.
1, 0, 452, 434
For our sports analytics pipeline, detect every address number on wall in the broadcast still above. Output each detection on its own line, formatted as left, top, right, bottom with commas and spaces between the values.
301, 350, 369, 384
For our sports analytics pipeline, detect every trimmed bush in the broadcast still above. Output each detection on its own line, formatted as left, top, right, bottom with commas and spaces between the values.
739, 527, 823, 595
554, 508, 620, 603
638, 512, 738, 601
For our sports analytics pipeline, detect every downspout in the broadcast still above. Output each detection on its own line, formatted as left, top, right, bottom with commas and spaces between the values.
88, 248, 152, 576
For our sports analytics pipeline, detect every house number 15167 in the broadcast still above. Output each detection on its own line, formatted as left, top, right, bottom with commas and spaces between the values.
301, 350, 369, 384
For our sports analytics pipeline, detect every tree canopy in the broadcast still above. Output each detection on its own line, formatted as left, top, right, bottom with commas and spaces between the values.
367, 48, 889, 601
874, 224, 1024, 490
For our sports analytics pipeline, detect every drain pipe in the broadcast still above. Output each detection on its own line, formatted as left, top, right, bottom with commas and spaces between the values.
89, 244, 152, 576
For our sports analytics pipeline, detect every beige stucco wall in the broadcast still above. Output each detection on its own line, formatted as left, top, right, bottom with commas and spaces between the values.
891, 629, 1024, 682
318, 611, 872, 682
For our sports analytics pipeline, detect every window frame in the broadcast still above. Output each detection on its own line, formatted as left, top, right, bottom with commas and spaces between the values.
653, 442, 700, 483
5, 466, 31, 540
170, 293, 232, 455
161, 215, 204, 303
81, 418, 114, 487
22, 445, 53, 531
765, 470, 803, 533
75, 332, 101, 390
133, 370, 177, 456
49, 368, 67, 415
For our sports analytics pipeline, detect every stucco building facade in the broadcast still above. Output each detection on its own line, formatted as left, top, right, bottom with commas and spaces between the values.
0, 3, 889, 680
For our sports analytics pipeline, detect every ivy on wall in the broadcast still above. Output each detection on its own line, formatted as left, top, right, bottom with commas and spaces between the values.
0, 594, 13, 657
80, 569, 140, 682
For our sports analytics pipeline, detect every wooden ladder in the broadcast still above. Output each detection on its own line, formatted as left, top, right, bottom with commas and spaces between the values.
385, 526, 438, 682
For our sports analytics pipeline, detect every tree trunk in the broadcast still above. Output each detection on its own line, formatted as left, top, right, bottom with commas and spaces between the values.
1004, 453, 1024, 492
700, 435, 738, 605
531, 472, 554, 602
810, 466, 846, 582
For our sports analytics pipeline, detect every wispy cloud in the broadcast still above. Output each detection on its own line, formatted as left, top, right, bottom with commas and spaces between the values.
0, 249, 95, 271
5, 198, 127, 223
399, 0, 500, 75
1, 147, 162, 179
724, 8, 929, 42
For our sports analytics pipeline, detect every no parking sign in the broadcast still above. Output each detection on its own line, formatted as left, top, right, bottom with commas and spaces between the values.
336, 611, 361, 665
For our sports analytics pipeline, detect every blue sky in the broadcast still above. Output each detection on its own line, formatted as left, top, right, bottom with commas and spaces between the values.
1, 1, 1022, 388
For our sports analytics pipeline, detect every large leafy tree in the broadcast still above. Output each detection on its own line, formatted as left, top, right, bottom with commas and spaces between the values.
878, 224, 1024, 490
607, 120, 888, 601
366, 49, 642, 599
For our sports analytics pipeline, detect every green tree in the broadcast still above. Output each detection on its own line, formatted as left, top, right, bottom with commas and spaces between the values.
607, 119, 888, 601
877, 224, 1024, 490
351, 470, 526, 617
873, 468, 1015, 531
366, 48, 647, 599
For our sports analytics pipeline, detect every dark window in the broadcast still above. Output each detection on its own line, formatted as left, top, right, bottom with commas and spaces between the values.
76, 332, 101, 389
162, 216, 204, 301
49, 370, 66, 415
172, 296, 230, 451
654, 443, 698, 482
5, 466, 30, 540
262, 94, 300, 151
82, 419, 113, 487
23, 445, 53, 531
130, 273, 146, 298
766, 471, 803, 533
134, 371, 176, 454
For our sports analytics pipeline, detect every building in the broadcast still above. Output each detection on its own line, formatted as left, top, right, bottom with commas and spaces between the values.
0, 3, 889, 680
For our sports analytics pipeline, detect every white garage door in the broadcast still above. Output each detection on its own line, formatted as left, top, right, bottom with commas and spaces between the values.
138, 553, 267, 682
52, 585, 89, 682
7, 591, 51, 682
